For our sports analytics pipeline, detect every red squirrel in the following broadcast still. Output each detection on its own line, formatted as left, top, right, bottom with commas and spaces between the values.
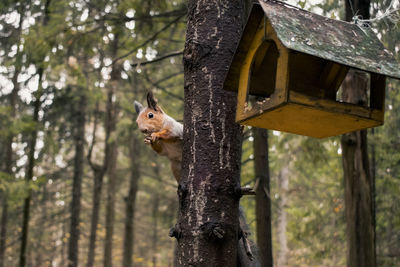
135, 92, 183, 182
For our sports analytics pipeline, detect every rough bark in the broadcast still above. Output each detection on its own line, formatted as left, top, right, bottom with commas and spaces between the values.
341, 1, 376, 266
277, 162, 289, 267
253, 128, 273, 267
67, 92, 87, 267
341, 71, 375, 267
177, 0, 244, 265
122, 134, 141, 267
237, 208, 261, 267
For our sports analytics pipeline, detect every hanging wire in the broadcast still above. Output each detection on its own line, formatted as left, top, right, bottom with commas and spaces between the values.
352, 0, 400, 25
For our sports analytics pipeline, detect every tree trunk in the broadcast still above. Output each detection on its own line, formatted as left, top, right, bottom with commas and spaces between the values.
20, 1, 52, 265
370, 128, 376, 260
253, 128, 273, 267
0, 6, 25, 266
177, 0, 244, 265
122, 134, 140, 267
86, 169, 105, 267
67, 92, 87, 267
277, 163, 289, 267
86, 103, 107, 267
103, 53, 120, 267
20, 67, 44, 267
341, 71, 375, 267
86, 55, 107, 267
342, 1, 375, 267
34, 184, 48, 266
103, 138, 118, 267
0, 196, 8, 267
86, 19, 107, 267
152, 194, 159, 267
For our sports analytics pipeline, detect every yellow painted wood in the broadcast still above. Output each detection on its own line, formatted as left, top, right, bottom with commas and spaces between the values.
289, 91, 383, 121
273, 43, 289, 102
236, 19, 288, 122
241, 102, 382, 138
234, 16, 384, 138
236, 23, 266, 122
253, 42, 271, 72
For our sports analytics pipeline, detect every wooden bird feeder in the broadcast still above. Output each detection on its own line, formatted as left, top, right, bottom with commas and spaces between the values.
224, 0, 400, 138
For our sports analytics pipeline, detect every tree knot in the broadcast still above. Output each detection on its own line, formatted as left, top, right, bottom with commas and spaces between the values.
342, 133, 357, 146
169, 224, 182, 240
178, 183, 188, 200
233, 184, 243, 200
200, 222, 225, 240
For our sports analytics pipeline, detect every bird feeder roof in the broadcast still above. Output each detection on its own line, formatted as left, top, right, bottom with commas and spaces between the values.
224, 0, 400, 92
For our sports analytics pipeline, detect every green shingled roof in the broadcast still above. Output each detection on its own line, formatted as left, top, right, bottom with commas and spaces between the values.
259, 0, 400, 79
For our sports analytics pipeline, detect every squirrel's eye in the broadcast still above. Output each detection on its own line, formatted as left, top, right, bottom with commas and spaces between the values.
148, 112, 154, 119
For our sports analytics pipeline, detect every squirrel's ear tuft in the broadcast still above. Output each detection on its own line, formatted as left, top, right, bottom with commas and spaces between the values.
134, 101, 144, 114
146, 91, 159, 111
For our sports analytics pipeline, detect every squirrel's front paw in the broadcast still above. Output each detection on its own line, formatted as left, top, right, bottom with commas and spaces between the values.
144, 136, 152, 144
150, 132, 159, 142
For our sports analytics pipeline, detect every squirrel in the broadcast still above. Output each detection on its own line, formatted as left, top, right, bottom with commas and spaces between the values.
135, 92, 257, 262
134, 91, 183, 182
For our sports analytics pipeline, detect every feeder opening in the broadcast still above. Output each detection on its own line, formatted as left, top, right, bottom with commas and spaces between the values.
336, 70, 385, 110
246, 40, 278, 109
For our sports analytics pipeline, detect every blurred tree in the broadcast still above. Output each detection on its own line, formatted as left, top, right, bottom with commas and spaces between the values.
341, 1, 376, 267
20, 0, 52, 266
253, 128, 273, 267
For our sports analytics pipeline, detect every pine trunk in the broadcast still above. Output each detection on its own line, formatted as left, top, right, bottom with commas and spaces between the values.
0, 197, 8, 267
1, 7, 25, 266
34, 184, 48, 266
86, 101, 106, 267
86, 169, 105, 267
19, 68, 43, 267
20, 2, 52, 264
122, 134, 140, 267
253, 128, 273, 267
277, 163, 289, 267
177, 0, 244, 265
151, 194, 159, 267
103, 140, 118, 267
67, 92, 87, 267
341, 71, 375, 267
103, 53, 120, 267
342, 1, 376, 266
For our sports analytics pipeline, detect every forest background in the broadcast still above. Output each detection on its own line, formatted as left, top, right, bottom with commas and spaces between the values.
0, 0, 399, 266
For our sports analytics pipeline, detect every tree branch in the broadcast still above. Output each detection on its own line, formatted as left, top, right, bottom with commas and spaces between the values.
142, 70, 184, 101
130, 50, 183, 67
111, 14, 185, 64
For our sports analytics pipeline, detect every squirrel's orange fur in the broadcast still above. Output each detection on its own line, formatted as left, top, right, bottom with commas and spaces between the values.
135, 92, 183, 182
